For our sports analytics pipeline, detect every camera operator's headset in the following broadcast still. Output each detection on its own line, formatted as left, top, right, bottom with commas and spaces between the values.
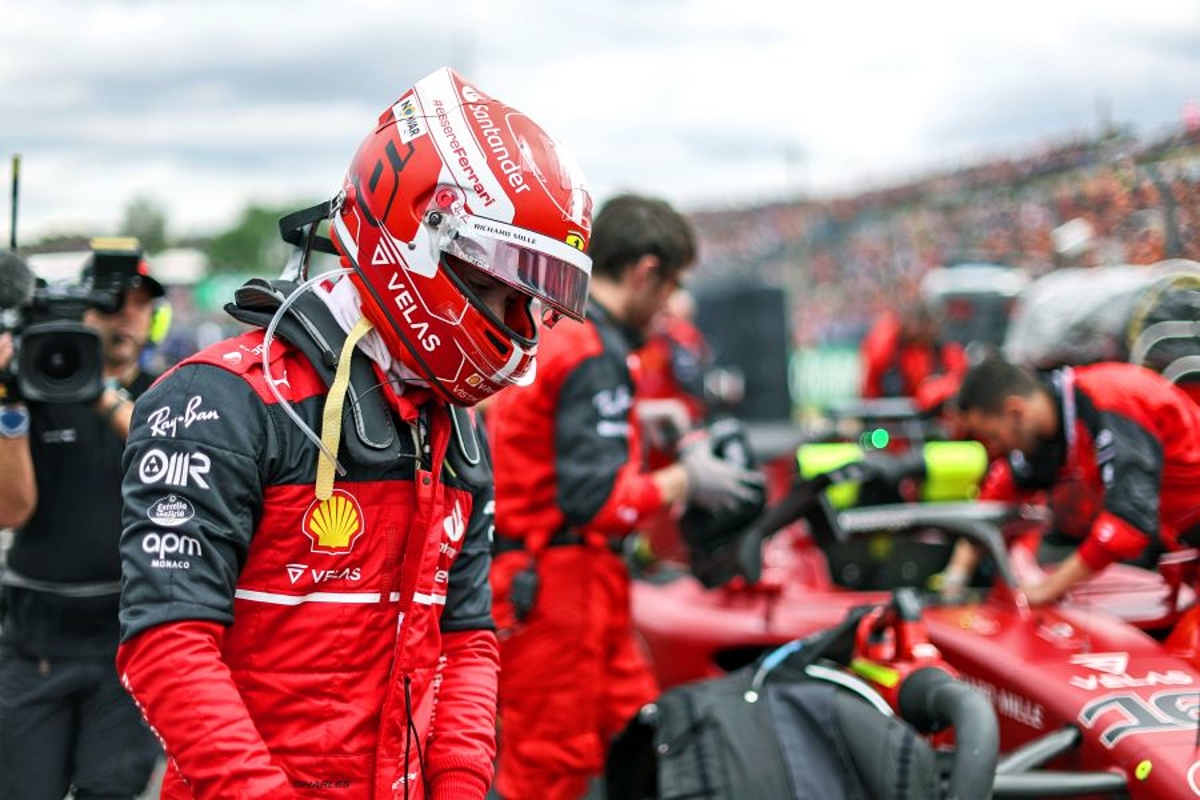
87, 237, 172, 346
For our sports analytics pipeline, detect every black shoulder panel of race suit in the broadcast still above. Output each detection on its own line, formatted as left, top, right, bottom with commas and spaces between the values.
225, 277, 404, 466
553, 352, 636, 528
120, 362, 272, 640
1073, 387, 1164, 539
441, 406, 496, 632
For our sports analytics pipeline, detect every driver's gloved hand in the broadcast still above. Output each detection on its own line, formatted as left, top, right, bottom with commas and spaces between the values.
679, 430, 766, 513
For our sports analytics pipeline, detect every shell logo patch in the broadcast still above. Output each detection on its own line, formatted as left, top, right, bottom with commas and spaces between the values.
302, 489, 366, 554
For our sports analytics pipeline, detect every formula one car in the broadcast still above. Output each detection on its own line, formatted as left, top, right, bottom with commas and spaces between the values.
609, 586, 1000, 799
631, 448, 1200, 799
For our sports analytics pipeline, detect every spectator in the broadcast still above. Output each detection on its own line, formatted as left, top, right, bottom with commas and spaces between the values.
486, 193, 764, 799
941, 355, 1200, 606
115, 66, 594, 799
0, 246, 164, 800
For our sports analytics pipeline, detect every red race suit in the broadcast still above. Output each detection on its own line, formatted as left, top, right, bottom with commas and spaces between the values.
118, 326, 499, 799
487, 300, 663, 800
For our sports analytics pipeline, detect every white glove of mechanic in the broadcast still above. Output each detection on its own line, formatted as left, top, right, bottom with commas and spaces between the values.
679, 431, 766, 513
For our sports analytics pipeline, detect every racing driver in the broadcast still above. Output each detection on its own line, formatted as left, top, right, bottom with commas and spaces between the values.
115, 67, 594, 799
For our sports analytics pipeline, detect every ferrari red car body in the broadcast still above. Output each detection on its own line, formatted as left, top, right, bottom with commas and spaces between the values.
632, 480, 1200, 798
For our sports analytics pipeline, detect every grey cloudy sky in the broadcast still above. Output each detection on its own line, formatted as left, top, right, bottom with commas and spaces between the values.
4, 0, 1200, 241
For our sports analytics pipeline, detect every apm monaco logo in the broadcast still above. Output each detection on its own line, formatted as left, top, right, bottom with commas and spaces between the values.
141, 531, 202, 570
302, 489, 366, 555
147, 494, 196, 527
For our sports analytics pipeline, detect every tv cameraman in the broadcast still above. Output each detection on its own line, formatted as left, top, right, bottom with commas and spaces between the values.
0, 247, 163, 799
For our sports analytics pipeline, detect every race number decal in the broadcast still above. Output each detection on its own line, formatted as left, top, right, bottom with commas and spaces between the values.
1079, 691, 1199, 747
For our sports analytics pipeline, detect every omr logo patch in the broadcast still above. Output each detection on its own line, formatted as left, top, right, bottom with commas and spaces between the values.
302, 489, 366, 554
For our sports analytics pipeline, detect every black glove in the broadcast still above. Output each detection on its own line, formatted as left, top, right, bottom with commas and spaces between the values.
679, 431, 766, 512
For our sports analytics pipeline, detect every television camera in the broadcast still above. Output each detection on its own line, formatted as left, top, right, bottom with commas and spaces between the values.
0, 240, 145, 404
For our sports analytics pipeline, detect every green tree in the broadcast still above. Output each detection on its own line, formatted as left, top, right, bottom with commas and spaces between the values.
202, 202, 317, 275
118, 196, 169, 254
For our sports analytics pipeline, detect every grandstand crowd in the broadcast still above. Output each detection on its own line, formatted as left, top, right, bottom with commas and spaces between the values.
689, 122, 1200, 350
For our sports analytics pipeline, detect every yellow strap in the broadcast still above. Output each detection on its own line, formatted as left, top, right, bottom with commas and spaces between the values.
315, 316, 375, 500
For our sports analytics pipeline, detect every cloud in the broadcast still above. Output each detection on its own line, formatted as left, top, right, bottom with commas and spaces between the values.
3, 0, 1199, 240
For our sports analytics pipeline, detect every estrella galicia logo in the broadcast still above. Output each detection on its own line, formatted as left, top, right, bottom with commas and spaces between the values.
147, 494, 196, 527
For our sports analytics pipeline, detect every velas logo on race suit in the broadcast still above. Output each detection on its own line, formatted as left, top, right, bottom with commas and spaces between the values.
302, 489, 366, 554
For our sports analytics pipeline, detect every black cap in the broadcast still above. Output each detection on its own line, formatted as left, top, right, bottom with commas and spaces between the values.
126, 259, 166, 299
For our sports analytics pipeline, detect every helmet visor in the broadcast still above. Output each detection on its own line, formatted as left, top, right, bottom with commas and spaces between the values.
442, 215, 592, 321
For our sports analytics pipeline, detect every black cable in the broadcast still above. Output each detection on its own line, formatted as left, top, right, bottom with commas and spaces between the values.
402, 676, 431, 800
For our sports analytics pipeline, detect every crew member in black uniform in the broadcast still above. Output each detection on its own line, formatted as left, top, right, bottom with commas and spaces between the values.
0, 246, 164, 799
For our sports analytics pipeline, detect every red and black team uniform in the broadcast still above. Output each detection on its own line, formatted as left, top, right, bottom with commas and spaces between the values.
117, 315, 499, 798
633, 314, 710, 561
860, 309, 968, 405
487, 300, 662, 800
636, 313, 709, 450
980, 363, 1200, 571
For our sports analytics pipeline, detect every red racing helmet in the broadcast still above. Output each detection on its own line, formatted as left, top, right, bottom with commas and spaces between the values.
331, 66, 593, 406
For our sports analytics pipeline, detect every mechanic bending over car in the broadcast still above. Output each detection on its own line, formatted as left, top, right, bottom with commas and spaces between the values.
486, 194, 766, 800
942, 354, 1200, 607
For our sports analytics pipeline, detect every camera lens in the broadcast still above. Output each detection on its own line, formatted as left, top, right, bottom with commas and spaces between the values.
17, 321, 104, 404
37, 342, 82, 382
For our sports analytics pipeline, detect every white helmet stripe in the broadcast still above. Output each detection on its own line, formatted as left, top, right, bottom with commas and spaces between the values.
332, 214, 359, 263
492, 341, 533, 384
417, 70, 516, 221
